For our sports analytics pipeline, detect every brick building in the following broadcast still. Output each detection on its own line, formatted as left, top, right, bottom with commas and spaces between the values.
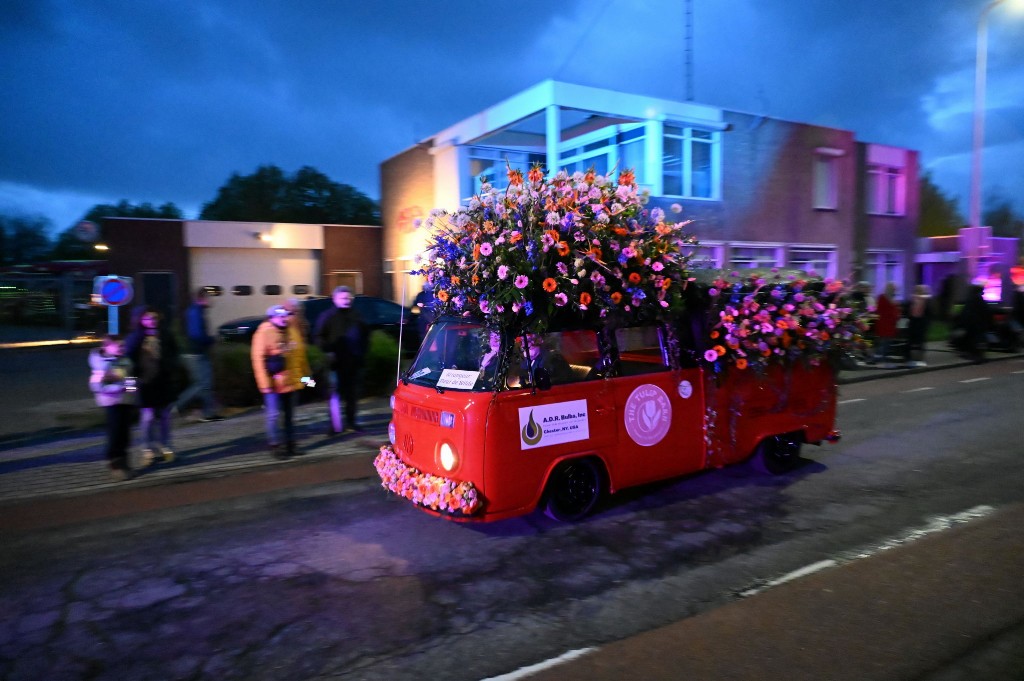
380, 80, 919, 300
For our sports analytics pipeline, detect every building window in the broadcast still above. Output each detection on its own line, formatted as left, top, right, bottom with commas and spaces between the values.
202, 286, 223, 297
813, 154, 839, 210
864, 251, 904, 294
787, 246, 837, 279
686, 242, 724, 270
663, 125, 719, 199
232, 285, 253, 296
292, 285, 311, 295
262, 285, 282, 296
728, 244, 783, 270
867, 165, 905, 216
558, 124, 647, 183
466, 148, 545, 198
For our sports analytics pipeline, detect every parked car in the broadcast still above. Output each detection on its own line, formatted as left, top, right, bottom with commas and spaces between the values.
218, 295, 417, 346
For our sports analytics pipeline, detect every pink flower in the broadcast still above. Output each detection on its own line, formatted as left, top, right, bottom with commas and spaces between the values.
554, 292, 568, 307
498, 265, 509, 280
514, 275, 529, 289
704, 349, 719, 362
479, 242, 493, 256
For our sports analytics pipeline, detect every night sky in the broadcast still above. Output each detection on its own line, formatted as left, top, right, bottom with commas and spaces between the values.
2, 0, 1022, 234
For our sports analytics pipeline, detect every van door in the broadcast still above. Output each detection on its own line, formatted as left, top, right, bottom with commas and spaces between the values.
609, 326, 706, 488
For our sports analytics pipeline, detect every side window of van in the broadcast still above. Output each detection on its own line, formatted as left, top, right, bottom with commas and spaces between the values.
507, 330, 601, 387
614, 326, 669, 376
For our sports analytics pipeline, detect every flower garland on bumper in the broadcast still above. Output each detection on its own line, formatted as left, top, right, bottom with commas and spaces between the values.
374, 445, 481, 516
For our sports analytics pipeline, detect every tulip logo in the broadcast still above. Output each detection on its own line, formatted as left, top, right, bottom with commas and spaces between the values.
624, 384, 672, 446
521, 410, 543, 446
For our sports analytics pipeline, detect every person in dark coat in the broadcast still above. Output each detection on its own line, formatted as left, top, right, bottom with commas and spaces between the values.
174, 288, 223, 421
956, 284, 993, 363
315, 286, 369, 433
125, 305, 180, 464
903, 284, 933, 367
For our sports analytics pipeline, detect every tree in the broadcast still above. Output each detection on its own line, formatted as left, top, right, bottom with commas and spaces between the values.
0, 215, 53, 266
199, 165, 380, 225
49, 200, 184, 260
982, 193, 1024, 240
918, 172, 964, 237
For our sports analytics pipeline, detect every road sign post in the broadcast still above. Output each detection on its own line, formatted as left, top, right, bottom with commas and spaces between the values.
93, 276, 134, 335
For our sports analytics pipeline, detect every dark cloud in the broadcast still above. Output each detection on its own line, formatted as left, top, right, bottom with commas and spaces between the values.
1, 0, 1022, 230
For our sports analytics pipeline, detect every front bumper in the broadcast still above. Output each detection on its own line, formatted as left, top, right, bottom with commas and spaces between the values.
374, 445, 482, 516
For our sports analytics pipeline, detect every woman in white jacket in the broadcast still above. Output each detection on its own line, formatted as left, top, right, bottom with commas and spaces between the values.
89, 335, 137, 480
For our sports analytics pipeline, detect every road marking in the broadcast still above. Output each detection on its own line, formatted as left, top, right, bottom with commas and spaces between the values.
959, 377, 991, 383
736, 505, 995, 600
739, 559, 837, 597
901, 387, 935, 393
482, 648, 597, 681
838, 398, 866, 405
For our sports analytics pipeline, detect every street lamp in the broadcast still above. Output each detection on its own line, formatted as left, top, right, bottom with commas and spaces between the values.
969, 0, 1021, 229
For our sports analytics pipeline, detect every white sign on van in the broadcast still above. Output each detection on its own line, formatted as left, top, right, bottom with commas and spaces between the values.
518, 399, 589, 450
436, 368, 480, 390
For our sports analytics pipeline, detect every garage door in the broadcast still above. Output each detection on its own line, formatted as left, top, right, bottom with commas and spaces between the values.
190, 248, 320, 330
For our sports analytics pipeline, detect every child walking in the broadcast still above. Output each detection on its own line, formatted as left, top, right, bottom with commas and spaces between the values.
89, 335, 138, 481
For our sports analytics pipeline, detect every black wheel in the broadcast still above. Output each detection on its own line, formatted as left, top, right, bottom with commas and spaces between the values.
544, 458, 603, 521
751, 434, 802, 475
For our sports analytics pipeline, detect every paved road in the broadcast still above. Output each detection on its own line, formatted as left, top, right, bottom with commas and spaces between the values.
1, 344, 1022, 680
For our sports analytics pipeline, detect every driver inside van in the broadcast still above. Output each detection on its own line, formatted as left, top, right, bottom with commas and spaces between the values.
507, 333, 572, 388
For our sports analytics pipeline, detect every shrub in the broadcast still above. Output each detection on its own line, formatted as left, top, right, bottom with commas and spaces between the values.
363, 330, 401, 396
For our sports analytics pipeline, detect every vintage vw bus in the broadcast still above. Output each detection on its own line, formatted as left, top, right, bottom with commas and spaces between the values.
375, 314, 839, 522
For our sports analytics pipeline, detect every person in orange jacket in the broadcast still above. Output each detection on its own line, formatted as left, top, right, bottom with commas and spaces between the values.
251, 304, 312, 458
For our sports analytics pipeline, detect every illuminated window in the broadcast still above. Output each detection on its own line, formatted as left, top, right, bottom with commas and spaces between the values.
466, 148, 545, 198
663, 125, 719, 199
787, 247, 837, 279
202, 286, 223, 297
867, 165, 905, 216
728, 244, 783, 269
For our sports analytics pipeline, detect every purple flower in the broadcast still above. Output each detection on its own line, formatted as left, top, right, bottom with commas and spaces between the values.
554, 293, 568, 307
556, 262, 568, 275
479, 242, 493, 256
498, 265, 509, 280
514, 274, 529, 289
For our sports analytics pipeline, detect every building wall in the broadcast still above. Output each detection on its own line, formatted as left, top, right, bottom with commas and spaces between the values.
380, 143, 435, 301
323, 224, 384, 297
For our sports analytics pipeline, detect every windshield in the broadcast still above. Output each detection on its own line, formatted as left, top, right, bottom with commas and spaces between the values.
405, 319, 504, 391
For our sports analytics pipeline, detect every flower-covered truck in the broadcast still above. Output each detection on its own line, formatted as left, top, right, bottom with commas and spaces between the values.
374, 167, 861, 522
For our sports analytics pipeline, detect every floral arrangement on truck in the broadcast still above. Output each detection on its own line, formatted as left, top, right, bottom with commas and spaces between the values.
412, 165, 697, 333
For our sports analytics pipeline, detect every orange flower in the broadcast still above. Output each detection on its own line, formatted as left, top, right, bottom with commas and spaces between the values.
579, 292, 592, 305
661, 278, 672, 290
542, 278, 557, 293
509, 232, 523, 243
628, 272, 641, 285
483, 220, 496, 233
611, 292, 623, 304
618, 169, 636, 186
528, 165, 544, 183
471, 274, 480, 285
507, 168, 524, 186
710, 330, 720, 339
713, 345, 726, 357
545, 229, 560, 243
736, 358, 748, 370
614, 227, 628, 236
436, 290, 449, 302
557, 241, 570, 256
450, 275, 460, 285
472, 244, 480, 261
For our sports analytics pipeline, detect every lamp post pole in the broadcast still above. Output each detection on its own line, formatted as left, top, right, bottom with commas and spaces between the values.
969, 0, 1008, 230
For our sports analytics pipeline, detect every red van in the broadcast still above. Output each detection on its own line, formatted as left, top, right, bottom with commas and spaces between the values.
375, 315, 839, 522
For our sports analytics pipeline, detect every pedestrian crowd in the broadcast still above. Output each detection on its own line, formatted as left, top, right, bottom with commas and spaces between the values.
88, 286, 371, 481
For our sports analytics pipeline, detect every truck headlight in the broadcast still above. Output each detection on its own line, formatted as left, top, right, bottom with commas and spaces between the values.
438, 442, 457, 472
388, 422, 396, 445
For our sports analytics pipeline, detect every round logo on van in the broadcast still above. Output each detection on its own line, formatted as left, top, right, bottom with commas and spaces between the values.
624, 384, 672, 447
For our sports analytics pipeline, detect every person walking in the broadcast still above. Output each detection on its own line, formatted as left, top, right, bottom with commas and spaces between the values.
872, 282, 901, 368
903, 284, 933, 367
174, 288, 223, 422
252, 304, 312, 458
125, 306, 180, 464
88, 335, 137, 481
956, 284, 993, 363
315, 286, 368, 434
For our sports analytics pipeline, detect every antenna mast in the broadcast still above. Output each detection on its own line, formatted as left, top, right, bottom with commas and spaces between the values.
685, 0, 694, 101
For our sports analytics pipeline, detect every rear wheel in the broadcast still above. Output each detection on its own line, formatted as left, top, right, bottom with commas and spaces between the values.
544, 458, 603, 521
751, 434, 802, 475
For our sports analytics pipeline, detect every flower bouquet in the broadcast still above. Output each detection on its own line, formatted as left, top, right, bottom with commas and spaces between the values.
413, 165, 696, 332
